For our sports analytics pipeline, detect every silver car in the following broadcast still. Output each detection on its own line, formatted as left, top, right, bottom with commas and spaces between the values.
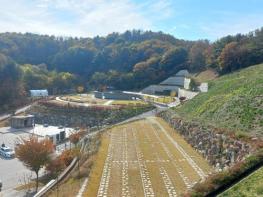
0, 146, 15, 158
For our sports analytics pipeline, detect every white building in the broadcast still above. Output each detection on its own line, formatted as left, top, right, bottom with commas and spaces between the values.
30, 89, 48, 97
29, 125, 74, 145
198, 83, 208, 92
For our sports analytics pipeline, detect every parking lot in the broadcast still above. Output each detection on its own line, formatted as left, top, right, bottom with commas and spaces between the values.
0, 125, 73, 195
0, 127, 34, 194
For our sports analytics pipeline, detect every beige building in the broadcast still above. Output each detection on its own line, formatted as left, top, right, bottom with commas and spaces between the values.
10, 115, 34, 129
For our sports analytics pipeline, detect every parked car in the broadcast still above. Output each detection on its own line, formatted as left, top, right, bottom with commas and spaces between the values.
0, 146, 15, 158
0, 179, 2, 191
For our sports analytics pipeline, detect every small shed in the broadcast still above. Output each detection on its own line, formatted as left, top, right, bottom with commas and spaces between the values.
10, 115, 34, 129
30, 89, 48, 97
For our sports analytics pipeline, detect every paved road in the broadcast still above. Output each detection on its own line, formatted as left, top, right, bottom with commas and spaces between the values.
55, 97, 90, 107
0, 105, 31, 122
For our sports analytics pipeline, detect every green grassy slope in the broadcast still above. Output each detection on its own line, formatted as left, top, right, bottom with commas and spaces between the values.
219, 167, 263, 197
175, 63, 263, 136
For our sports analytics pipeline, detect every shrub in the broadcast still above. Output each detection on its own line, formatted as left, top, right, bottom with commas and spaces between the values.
60, 149, 78, 166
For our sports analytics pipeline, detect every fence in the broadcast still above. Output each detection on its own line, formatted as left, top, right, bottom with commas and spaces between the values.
34, 157, 78, 197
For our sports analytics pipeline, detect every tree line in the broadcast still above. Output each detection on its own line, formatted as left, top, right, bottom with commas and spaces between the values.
0, 28, 262, 109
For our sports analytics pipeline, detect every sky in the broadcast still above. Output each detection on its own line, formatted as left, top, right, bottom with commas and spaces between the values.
0, 0, 262, 41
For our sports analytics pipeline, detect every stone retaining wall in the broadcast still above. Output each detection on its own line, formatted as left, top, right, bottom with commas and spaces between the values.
27, 103, 154, 128
158, 110, 252, 171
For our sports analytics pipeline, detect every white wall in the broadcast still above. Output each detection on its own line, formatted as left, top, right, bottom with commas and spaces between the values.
178, 88, 199, 100
184, 78, 191, 90
198, 83, 208, 92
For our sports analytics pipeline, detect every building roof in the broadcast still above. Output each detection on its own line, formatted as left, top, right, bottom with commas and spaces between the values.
175, 70, 189, 77
30, 89, 48, 96
142, 85, 180, 93
160, 76, 186, 87
30, 124, 74, 137
29, 89, 48, 92
12, 115, 34, 119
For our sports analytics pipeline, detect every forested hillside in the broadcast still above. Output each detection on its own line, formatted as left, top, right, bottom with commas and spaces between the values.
175, 63, 263, 136
0, 28, 262, 109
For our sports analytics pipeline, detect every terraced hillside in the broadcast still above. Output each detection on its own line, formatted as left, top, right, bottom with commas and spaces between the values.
175, 63, 263, 136
84, 117, 212, 196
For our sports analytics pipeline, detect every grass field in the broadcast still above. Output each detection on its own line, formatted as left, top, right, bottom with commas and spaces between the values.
175, 63, 263, 136
219, 167, 263, 197
84, 117, 212, 196
112, 100, 148, 106
61, 94, 107, 105
47, 177, 85, 197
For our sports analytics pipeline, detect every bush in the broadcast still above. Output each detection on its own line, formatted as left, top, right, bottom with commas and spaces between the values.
60, 149, 78, 166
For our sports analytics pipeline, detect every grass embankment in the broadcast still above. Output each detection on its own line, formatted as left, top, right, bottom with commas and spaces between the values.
48, 177, 85, 197
84, 132, 110, 196
219, 167, 263, 197
175, 63, 263, 136
193, 68, 218, 83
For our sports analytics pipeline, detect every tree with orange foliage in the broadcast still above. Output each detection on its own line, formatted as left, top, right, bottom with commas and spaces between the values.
218, 42, 249, 73
59, 149, 77, 166
69, 130, 85, 146
46, 156, 65, 177
15, 136, 54, 191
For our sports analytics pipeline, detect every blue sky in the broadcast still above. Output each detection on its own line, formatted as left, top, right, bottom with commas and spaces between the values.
0, 0, 262, 41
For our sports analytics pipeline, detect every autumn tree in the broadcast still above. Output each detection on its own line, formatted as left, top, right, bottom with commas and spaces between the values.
69, 130, 85, 146
46, 156, 65, 177
15, 136, 54, 191
160, 47, 188, 71
189, 40, 210, 71
59, 149, 79, 166
218, 42, 249, 73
